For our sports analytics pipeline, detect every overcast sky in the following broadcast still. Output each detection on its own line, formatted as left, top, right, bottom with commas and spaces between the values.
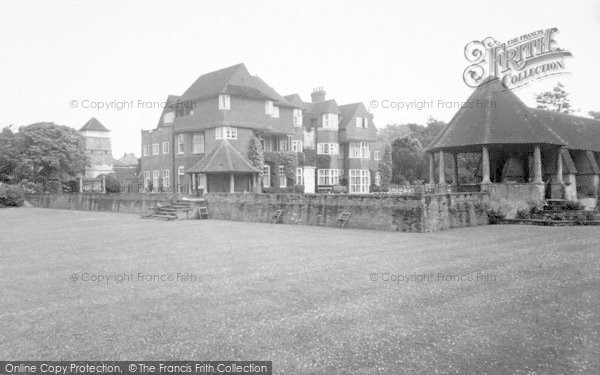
1, 0, 599, 156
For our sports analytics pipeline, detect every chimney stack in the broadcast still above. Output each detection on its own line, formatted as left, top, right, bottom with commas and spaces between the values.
310, 87, 326, 103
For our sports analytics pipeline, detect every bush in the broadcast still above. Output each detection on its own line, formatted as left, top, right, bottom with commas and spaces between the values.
564, 200, 584, 211
104, 175, 121, 193
487, 209, 505, 224
293, 184, 305, 194
0, 184, 25, 207
516, 209, 530, 219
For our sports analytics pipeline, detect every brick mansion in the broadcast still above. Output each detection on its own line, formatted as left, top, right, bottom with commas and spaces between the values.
140, 64, 384, 194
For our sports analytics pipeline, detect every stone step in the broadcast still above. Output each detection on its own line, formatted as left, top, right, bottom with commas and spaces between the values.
149, 213, 177, 221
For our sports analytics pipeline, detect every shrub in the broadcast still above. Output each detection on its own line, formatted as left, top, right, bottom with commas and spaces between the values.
105, 175, 121, 193
293, 184, 305, 194
0, 184, 25, 207
564, 200, 584, 211
487, 209, 505, 224
516, 209, 530, 219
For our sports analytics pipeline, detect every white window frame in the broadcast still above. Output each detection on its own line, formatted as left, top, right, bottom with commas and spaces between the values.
164, 111, 175, 124
162, 169, 170, 188
317, 169, 339, 186
292, 140, 303, 152
375, 171, 381, 186
262, 165, 271, 188
265, 100, 274, 115
162, 142, 169, 154
296, 167, 303, 185
177, 134, 184, 154
349, 142, 370, 159
356, 117, 363, 128
293, 109, 303, 126
349, 169, 370, 194
192, 133, 205, 154
152, 170, 159, 189
279, 166, 286, 188
143, 145, 149, 157
272, 106, 280, 118
317, 143, 339, 155
374, 150, 381, 160
215, 127, 237, 140
322, 113, 338, 129
218, 94, 231, 110
152, 143, 159, 155
177, 166, 185, 192
144, 171, 150, 187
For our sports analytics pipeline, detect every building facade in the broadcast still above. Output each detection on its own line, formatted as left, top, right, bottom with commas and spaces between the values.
80, 117, 114, 178
140, 64, 382, 194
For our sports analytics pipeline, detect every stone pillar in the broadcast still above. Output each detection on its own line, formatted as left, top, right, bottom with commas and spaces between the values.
555, 149, 563, 184
481, 146, 491, 184
533, 145, 543, 184
429, 153, 435, 184
78, 178, 83, 193
452, 153, 459, 186
101, 175, 106, 193
438, 151, 446, 185
230, 173, 235, 193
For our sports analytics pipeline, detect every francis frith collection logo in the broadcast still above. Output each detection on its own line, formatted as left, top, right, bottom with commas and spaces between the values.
463, 27, 572, 89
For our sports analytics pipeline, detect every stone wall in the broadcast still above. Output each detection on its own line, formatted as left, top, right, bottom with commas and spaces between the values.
26, 193, 171, 215
204, 192, 489, 232
26, 192, 490, 232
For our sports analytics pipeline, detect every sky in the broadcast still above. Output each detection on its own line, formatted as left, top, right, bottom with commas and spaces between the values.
1, 0, 599, 157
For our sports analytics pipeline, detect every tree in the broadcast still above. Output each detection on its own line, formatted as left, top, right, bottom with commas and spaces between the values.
535, 82, 573, 114
0, 126, 19, 182
378, 143, 392, 185
247, 136, 264, 169
4, 122, 86, 183
391, 136, 427, 184
588, 111, 600, 121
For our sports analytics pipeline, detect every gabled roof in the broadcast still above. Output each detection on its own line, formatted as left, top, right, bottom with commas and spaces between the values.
117, 152, 138, 166
338, 103, 377, 142
181, 63, 294, 107
284, 94, 305, 109
186, 140, 261, 174
305, 99, 339, 116
426, 79, 565, 152
80, 117, 109, 132
529, 109, 600, 152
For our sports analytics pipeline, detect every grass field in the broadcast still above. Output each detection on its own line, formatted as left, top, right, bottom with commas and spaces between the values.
0, 208, 599, 374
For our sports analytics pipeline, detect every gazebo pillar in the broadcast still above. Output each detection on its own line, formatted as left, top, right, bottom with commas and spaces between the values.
533, 145, 543, 184
229, 173, 235, 193
438, 151, 446, 184
555, 148, 563, 184
429, 153, 435, 184
481, 146, 491, 184
452, 153, 459, 186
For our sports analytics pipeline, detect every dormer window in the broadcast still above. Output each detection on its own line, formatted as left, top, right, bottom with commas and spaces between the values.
163, 111, 175, 125
218, 95, 231, 110
322, 113, 338, 129
265, 100, 274, 115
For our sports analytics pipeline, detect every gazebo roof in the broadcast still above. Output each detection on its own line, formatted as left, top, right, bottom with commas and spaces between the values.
186, 140, 261, 174
426, 79, 566, 152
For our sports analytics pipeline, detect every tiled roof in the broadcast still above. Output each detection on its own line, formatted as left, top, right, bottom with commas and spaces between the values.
80, 117, 109, 132
186, 140, 261, 174
426, 79, 565, 152
180, 64, 294, 107
117, 153, 138, 166
338, 103, 377, 142
529, 109, 600, 152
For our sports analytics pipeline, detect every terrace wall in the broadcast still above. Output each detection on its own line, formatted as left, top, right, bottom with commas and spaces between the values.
25, 192, 490, 232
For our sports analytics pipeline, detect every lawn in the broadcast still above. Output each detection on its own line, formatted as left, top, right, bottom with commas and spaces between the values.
0, 208, 599, 374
